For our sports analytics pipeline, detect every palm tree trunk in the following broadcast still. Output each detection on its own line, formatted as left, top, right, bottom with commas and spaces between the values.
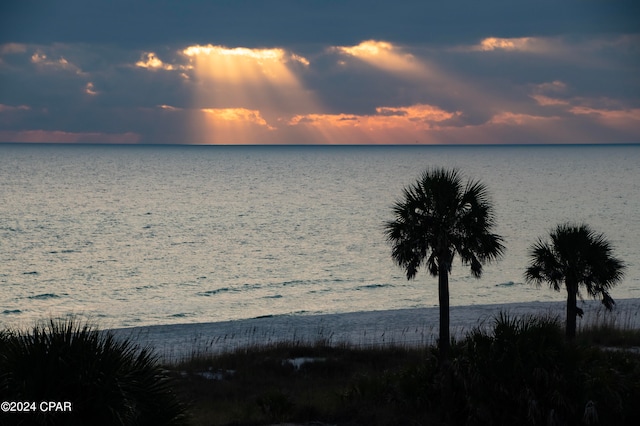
438, 259, 450, 363
566, 280, 578, 340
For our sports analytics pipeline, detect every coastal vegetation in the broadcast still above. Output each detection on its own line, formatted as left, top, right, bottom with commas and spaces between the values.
2, 313, 639, 425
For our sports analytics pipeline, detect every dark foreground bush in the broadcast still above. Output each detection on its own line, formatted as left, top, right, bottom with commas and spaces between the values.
342, 313, 640, 425
446, 313, 640, 425
0, 319, 186, 426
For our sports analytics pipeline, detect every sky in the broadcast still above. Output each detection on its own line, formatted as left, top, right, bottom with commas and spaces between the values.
1, 0, 639, 145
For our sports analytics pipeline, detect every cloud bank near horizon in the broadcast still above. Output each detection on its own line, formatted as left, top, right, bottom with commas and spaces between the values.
1, 0, 638, 145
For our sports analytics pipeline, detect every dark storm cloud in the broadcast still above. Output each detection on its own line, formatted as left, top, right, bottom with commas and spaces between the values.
2, 0, 638, 48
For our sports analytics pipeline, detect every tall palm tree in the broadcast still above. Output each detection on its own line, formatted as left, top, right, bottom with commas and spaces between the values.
385, 168, 505, 362
524, 223, 625, 340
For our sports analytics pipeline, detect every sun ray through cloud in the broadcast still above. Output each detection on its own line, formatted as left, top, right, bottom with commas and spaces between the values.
181, 44, 320, 144
333, 40, 428, 77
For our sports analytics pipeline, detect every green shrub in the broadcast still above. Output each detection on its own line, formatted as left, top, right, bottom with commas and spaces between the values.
0, 318, 186, 426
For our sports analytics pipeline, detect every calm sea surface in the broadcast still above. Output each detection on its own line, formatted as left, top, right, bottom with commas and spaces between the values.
1, 144, 639, 329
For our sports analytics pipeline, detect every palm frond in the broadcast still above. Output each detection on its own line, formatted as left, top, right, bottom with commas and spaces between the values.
525, 239, 564, 290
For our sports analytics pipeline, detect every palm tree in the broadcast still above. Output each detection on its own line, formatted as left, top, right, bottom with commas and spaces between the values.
524, 223, 625, 340
385, 168, 505, 362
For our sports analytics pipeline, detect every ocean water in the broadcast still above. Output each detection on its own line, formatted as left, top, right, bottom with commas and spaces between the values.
1, 144, 639, 329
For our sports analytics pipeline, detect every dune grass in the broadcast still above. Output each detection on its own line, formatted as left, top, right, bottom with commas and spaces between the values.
577, 306, 640, 348
170, 341, 431, 425
166, 312, 640, 426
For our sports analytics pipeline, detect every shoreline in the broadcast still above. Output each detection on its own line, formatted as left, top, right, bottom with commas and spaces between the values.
110, 298, 640, 363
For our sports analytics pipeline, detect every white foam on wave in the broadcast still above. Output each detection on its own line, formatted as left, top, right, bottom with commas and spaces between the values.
110, 298, 640, 363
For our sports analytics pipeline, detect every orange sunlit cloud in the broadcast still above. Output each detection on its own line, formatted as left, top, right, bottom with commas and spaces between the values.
201, 107, 275, 130
570, 106, 640, 120
531, 95, 570, 106
0, 104, 30, 112
30, 50, 82, 73
157, 104, 180, 111
85, 82, 98, 96
476, 37, 537, 51
188, 107, 277, 144
0, 130, 140, 144
375, 104, 460, 123
287, 104, 461, 144
469, 37, 561, 54
488, 112, 560, 126
289, 104, 458, 128
154, 104, 277, 144
530, 81, 568, 106
529, 80, 640, 131
569, 106, 640, 131
535, 81, 567, 93
333, 40, 426, 76
1, 43, 27, 54
135, 52, 180, 70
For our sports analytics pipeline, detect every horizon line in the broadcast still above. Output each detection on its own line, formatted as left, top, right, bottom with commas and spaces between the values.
1, 142, 639, 148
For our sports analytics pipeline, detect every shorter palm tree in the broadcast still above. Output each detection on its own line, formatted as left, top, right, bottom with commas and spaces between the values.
524, 223, 625, 340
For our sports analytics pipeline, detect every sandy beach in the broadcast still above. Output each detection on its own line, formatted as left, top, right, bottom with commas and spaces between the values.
110, 298, 640, 363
